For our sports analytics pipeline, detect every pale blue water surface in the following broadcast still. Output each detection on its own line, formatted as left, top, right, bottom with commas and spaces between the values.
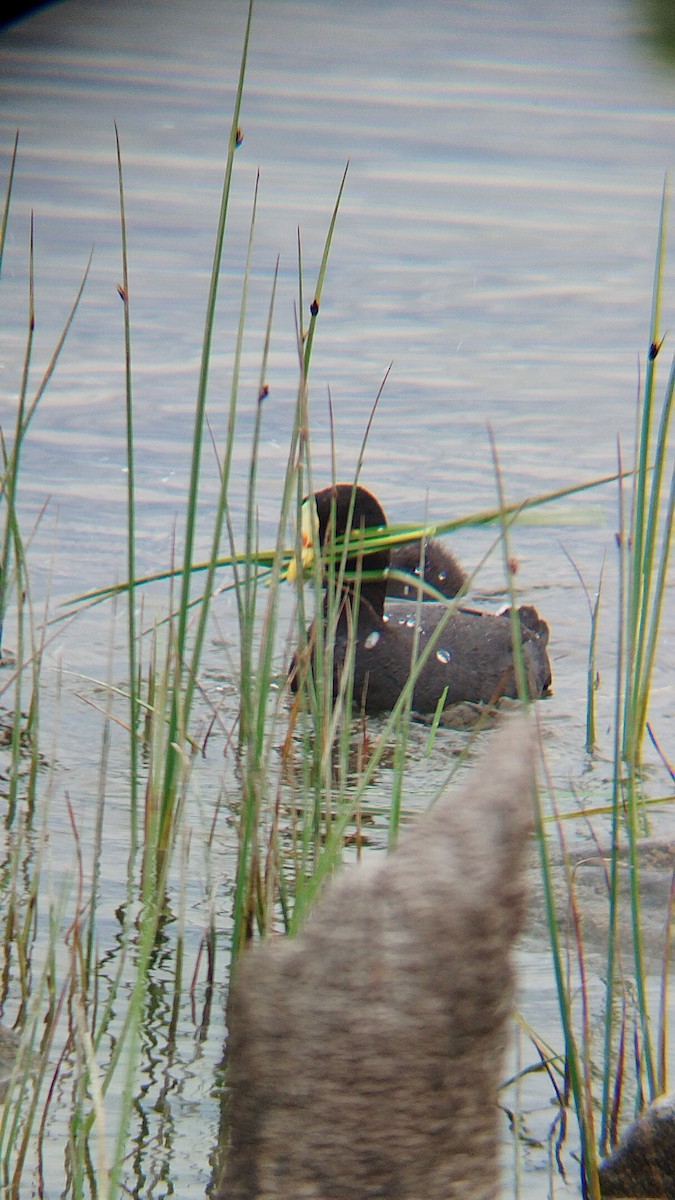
0, 1, 674, 1196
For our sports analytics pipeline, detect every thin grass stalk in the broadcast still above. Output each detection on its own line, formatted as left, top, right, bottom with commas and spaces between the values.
186, 174, 266, 748
1, 224, 90, 867
555, 791, 602, 1191
632, 359, 675, 747
608, 1006, 628, 1148
146, 623, 190, 880
318, 529, 362, 849
387, 701, 410, 850
231, 197, 269, 648
0, 249, 91, 513
534, 756, 601, 1200
560, 544, 605, 755
625, 768, 657, 1099
175, 0, 254, 654
63, 801, 93, 1200
82, 670, 172, 1068
0, 131, 19, 278
323, 409, 363, 837
4, 530, 27, 829
322, 478, 359, 821
306, 367, 388, 801
169, 827, 190, 1045
321, 577, 355, 794
84, 619, 116, 984
228, 398, 304, 964
242, 261, 279, 758
600, 443, 629, 1154
586, 565, 603, 755
165, 0, 254, 817
66, 465, 635, 611
623, 182, 669, 766
227, 503, 297, 958
301, 468, 628, 587
312, 477, 382, 856
229, 258, 289, 942
293, 230, 312, 513
0, 214, 34, 654
617, 221, 673, 1098
152, 18, 257, 868
488, 427, 531, 703
633, 458, 675, 783
23, 572, 48, 821
115, 124, 140, 856
300, 566, 475, 884
387, 536, 425, 850
104, 754, 192, 1199
74, 997, 110, 1200
305, 461, 339, 855
1, 218, 37, 825
229, 418, 309, 953
286, 192, 351, 820
287, 575, 479, 932
290, 176, 351, 689
511, 1027, 524, 1200
658, 869, 674, 1092
302, 162, 349, 378
228, 169, 350, 968
0, 862, 71, 1195
626, 210, 663, 686
2, 809, 28, 1013
233, 369, 270, 940
423, 688, 450, 755
282, 570, 328, 897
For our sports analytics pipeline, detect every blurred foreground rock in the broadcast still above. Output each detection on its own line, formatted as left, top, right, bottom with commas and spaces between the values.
599, 1092, 675, 1198
218, 717, 535, 1200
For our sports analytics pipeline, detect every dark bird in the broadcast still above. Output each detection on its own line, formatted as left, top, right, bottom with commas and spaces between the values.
288, 483, 552, 714
387, 536, 467, 599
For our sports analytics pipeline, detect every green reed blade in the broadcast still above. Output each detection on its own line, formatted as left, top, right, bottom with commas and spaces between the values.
0, 130, 19, 279
115, 124, 140, 855
173, 0, 254, 680
632, 361, 675, 749
302, 162, 349, 379
63, 465, 633, 612
624, 180, 669, 765
184, 171, 264, 738
159, 0, 254, 831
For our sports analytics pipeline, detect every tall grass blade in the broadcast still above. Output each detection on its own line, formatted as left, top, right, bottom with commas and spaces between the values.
115, 124, 140, 855
158, 0, 254, 843
302, 162, 349, 379
175, 0, 255, 665
65, 465, 635, 613
623, 180, 670, 769
0, 131, 19, 278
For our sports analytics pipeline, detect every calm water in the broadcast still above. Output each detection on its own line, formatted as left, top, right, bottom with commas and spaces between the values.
1, 0, 674, 1196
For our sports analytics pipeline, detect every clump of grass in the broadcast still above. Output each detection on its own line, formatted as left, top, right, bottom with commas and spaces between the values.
0, 133, 90, 831
0, 3, 257, 1192
621, 182, 674, 777
526, 189, 674, 1200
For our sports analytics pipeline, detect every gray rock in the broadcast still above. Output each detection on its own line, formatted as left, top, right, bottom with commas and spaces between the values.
218, 716, 535, 1199
599, 1092, 675, 1198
